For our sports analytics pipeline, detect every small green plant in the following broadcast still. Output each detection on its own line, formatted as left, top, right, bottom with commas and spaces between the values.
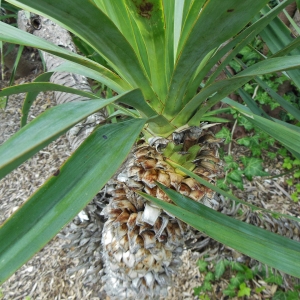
194, 258, 300, 299
216, 115, 300, 201
229, 36, 300, 124
194, 258, 256, 299
215, 116, 270, 191
279, 148, 300, 202
216, 154, 269, 191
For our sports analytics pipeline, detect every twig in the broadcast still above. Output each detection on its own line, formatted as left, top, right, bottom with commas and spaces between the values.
228, 117, 238, 156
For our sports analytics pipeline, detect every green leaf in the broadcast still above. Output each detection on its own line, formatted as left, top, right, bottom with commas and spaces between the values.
0, 118, 146, 284
193, 286, 202, 296
216, 179, 230, 191
194, 0, 294, 89
258, 6, 300, 90
139, 185, 300, 278
201, 281, 212, 292
52, 61, 131, 94
237, 137, 252, 147
94, 0, 151, 79
244, 267, 255, 280
255, 286, 265, 293
295, 170, 300, 179
237, 81, 271, 120
0, 13, 16, 21
268, 152, 277, 159
273, 290, 300, 300
223, 287, 236, 297
163, 0, 269, 119
1, 80, 157, 119
0, 21, 118, 83
215, 260, 226, 279
176, 0, 206, 59
4, 0, 159, 105
230, 273, 245, 288
215, 127, 231, 144
293, 159, 300, 166
240, 45, 260, 62
231, 261, 244, 272
283, 157, 293, 170
197, 259, 208, 272
162, 0, 175, 81
0, 96, 6, 109
0, 82, 98, 99
240, 157, 269, 181
199, 116, 229, 123
237, 115, 255, 131
229, 59, 242, 73
0, 89, 143, 179
168, 160, 300, 223
204, 272, 215, 282
223, 98, 300, 157
224, 155, 239, 170
227, 168, 244, 189
21, 72, 53, 127
125, 0, 167, 102
237, 282, 251, 297
227, 169, 243, 182
254, 76, 300, 122
9, 45, 23, 87
288, 291, 300, 300
187, 145, 201, 161
169, 152, 189, 165
291, 193, 299, 202
184, 56, 300, 126
265, 273, 283, 285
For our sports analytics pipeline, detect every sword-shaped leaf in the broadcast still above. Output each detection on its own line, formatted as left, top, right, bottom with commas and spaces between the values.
0, 89, 143, 179
226, 102, 300, 155
257, 6, 300, 89
125, 0, 167, 102
139, 186, 300, 278
173, 56, 300, 126
182, 0, 293, 104
0, 118, 146, 284
163, 0, 269, 119
21, 72, 53, 127
165, 160, 300, 223
4, 0, 159, 108
94, 0, 151, 80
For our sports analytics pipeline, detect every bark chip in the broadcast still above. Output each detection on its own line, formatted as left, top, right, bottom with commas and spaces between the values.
53, 169, 60, 176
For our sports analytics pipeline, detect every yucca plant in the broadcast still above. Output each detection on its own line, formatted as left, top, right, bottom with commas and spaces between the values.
1, 0, 300, 298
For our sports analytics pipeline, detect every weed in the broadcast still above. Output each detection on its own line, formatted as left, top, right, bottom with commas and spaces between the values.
194, 258, 300, 299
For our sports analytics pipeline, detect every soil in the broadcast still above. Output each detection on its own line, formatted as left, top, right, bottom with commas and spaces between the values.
1, 73, 300, 300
